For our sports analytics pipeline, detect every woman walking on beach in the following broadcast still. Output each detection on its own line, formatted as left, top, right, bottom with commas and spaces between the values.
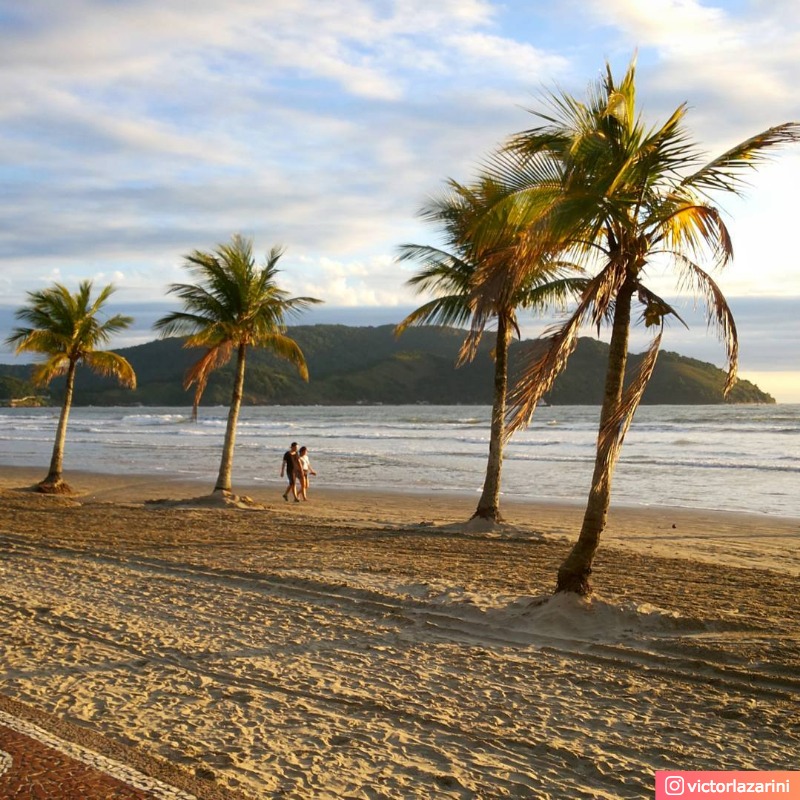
297, 446, 316, 501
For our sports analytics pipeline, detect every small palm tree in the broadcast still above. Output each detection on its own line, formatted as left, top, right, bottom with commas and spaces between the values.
154, 234, 321, 496
396, 179, 583, 523
473, 59, 799, 593
5, 281, 136, 493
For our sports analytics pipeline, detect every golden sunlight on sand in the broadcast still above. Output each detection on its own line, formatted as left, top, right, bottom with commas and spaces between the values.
1, 467, 798, 798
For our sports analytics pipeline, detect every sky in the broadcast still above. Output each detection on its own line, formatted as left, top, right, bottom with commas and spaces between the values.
0, 0, 798, 400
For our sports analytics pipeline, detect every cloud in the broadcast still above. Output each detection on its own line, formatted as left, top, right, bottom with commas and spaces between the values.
0, 1, 503, 102
575, 0, 800, 143
446, 32, 569, 80
0, 2, 545, 265
287, 255, 419, 307
0, 0, 798, 391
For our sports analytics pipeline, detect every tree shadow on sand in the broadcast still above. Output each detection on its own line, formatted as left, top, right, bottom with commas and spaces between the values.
145, 491, 266, 511
413, 516, 550, 542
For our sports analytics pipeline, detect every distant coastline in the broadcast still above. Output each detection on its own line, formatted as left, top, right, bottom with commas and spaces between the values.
0, 325, 775, 407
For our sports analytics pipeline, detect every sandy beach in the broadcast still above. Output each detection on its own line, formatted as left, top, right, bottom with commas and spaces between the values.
1, 466, 798, 798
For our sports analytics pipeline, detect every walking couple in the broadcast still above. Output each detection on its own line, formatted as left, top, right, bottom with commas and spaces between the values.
280, 441, 316, 502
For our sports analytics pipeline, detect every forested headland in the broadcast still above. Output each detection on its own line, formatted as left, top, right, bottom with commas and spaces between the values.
0, 324, 774, 407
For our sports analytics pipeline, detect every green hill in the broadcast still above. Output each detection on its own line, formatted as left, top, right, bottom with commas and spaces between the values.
0, 324, 774, 406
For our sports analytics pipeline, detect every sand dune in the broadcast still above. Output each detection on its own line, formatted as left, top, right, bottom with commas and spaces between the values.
0, 468, 798, 798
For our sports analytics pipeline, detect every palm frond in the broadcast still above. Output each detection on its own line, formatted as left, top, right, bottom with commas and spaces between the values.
31, 355, 71, 387
184, 324, 234, 350
395, 297, 472, 336
185, 342, 235, 418
82, 351, 137, 389
257, 333, 310, 381
457, 311, 491, 367
517, 276, 589, 314
94, 313, 135, 344
6, 328, 64, 355
635, 285, 689, 330
504, 258, 631, 432
675, 255, 739, 394
158, 283, 230, 330
583, 261, 627, 332
154, 310, 221, 339
655, 203, 734, 269
684, 123, 800, 196
7, 282, 133, 379
481, 148, 565, 198
598, 328, 663, 465
505, 316, 582, 433
87, 283, 117, 316
275, 294, 323, 322
398, 245, 473, 288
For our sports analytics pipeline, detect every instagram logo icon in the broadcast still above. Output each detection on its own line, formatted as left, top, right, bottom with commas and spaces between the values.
664, 775, 685, 795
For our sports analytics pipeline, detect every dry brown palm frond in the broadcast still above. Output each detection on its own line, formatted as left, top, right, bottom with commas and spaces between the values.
457, 306, 490, 366
635, 285, 689, 329
462, 226, 588, 368
505, 262, 628, 433
676, 255, 739, 395
31, 355, 71, 387
184, 342, 235, 420
597, 328, 663, 469
467, 224, 552, 324
458, 243, 534, 367
587, 261, 627, 331
467, 264, 513, 325
506, 320, 580, 434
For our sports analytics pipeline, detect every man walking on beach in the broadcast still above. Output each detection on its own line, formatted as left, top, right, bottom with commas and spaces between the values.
281, 442, 301, 502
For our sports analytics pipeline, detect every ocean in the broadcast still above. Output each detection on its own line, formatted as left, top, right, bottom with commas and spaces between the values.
1, 404, 798, 517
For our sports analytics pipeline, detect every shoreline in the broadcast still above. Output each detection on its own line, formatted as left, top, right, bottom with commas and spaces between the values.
1, 464, 798, 576
2, 402, 797, 519
5, 461, 800, 518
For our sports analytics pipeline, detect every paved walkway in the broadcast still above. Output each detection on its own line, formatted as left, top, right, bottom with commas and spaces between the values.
0, 697, 240, 800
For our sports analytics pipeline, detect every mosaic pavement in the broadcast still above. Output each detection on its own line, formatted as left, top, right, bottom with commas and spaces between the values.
0, 698, 241, 800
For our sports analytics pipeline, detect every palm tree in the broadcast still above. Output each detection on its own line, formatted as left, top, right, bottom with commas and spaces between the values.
396, 179, 584, 523
5, 281, 136, 494
154, 234, 321, 496
472, 59, 800, 593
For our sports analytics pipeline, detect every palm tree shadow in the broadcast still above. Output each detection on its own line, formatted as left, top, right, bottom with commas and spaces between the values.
144, 491, 266, 511
421, 517, 549, 541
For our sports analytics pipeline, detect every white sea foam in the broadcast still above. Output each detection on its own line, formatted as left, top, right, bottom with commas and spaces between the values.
0, 404, 798, 515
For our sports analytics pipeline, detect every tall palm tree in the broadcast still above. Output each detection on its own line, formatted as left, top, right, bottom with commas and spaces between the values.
154, 234, 321, 496
396, 179, 584, 522
5, 281, 136, 494
472, 59, 799, 593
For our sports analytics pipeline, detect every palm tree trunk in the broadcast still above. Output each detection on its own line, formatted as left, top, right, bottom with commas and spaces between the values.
556, 275, 635, 594
214, 343, 247, 493
41, 360, 76, 493
473, 314, 511, 522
